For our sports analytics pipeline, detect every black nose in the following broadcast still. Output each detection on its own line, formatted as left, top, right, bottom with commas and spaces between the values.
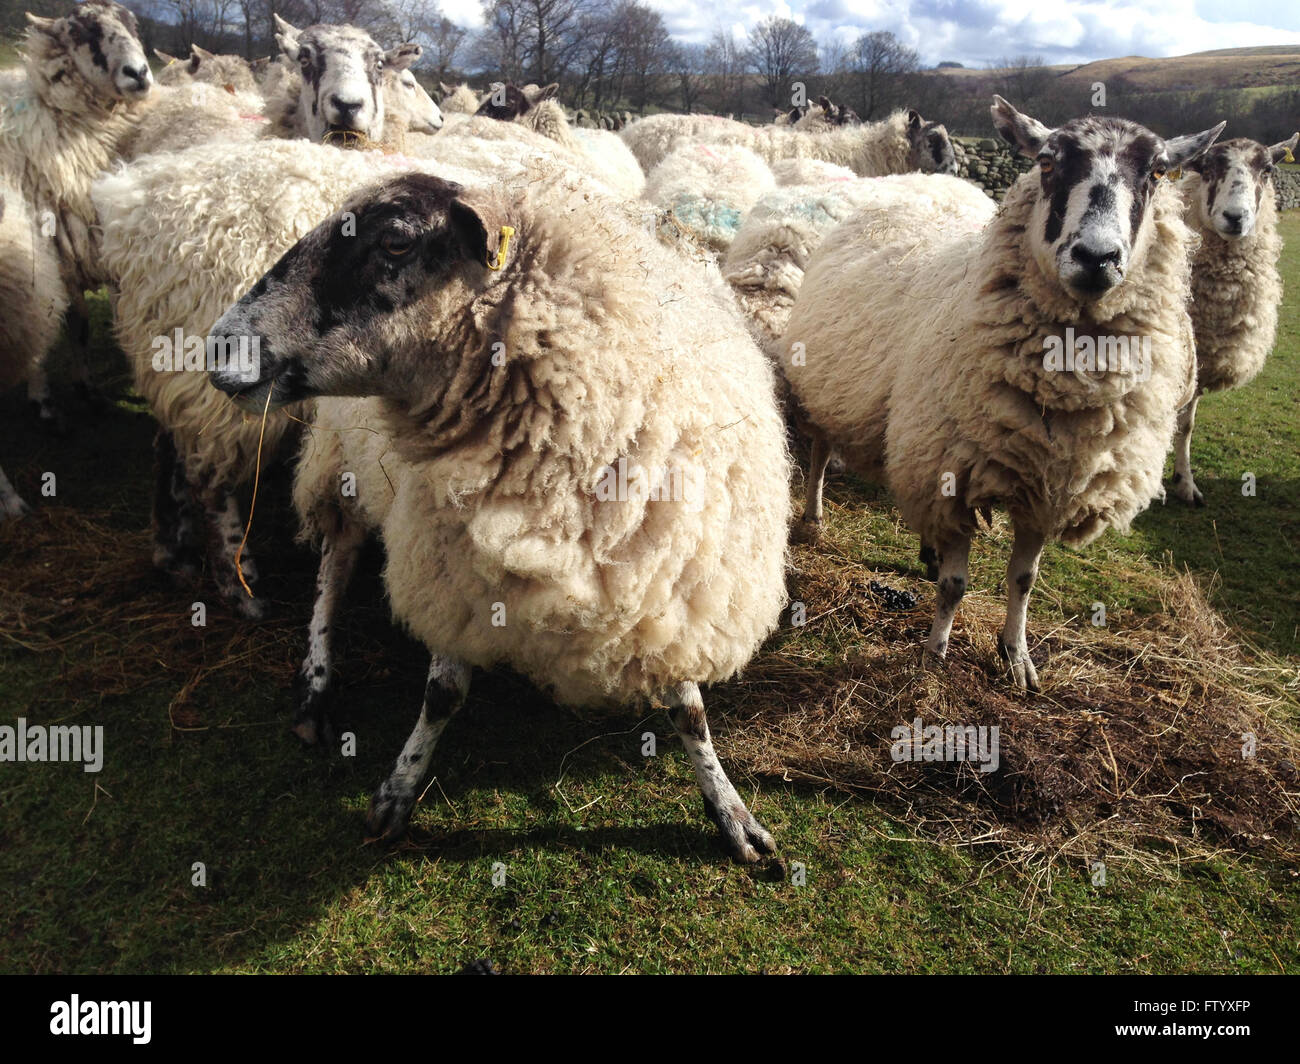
1071, 242, 1121, 271
330, 96, 364, 122
1221, 209, 1244, 230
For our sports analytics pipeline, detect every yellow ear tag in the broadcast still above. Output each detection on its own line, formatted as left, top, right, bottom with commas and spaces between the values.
1284, 147, 1296, 164
487, 225, 515, 271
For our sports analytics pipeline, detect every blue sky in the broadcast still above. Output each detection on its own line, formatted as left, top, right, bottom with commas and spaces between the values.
436, 0, 1300, 67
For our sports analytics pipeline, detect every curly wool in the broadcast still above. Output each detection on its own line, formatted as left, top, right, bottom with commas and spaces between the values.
295, 170, 793, 705
780, 172, 1198, 549
623, 110, 916, 179
116, 83, 266, 159
724, 174, 993, 346
1181, 173, 1285, 393
439, 83, 480, 114
157, 51, 259, 95
644, 142, 775, 251
0, 23, 148, 288
92, 139, 476, 491
769, 157, 856, 186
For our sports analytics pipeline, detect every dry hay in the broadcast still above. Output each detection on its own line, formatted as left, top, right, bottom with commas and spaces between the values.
723, 520, 1300, 875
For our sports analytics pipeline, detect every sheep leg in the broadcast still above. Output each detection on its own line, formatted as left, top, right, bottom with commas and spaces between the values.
26, 362, 63, 435
66, 293, 102, 411
190, 474, 266, 619
293, 518, 367, 746
1170, 394, 1205, 506
919, 541, 939, 581
664, 680, 775, 863
792, 434, 832, 544
923, 536, 971, 661
996, 525, 1044, 692
151, 429, 201, 581
0, 463, 31, 520
366, 656, 471, 841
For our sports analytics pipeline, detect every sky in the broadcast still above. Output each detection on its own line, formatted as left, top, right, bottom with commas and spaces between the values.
434, 0, 1300, 67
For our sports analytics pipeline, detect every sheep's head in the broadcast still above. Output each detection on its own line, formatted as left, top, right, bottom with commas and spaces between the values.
391, 66, 443, 133
156, 45, 258, 95
992, 95, 1224, 300
274, 16, 419, 143
208, 173, 506, 411
1184, 134, 1298, 240
476, 81, 558, 121
907, 110, 957, 174
27, 0, 152, 101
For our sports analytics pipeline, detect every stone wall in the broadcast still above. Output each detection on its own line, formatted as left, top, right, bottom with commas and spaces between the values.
955, 137, 1300, 212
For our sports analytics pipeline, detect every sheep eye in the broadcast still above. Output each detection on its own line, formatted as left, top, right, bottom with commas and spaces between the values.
1151, 167, 1167, 182
298, 49, 312, 66
381, 234, 414, 257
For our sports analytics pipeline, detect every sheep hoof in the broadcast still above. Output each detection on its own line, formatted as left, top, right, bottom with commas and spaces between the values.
709, 801, 776, 864
1169, 475, 1205, 507
365, 786, 415, 843
921, 645, 948, 672
0, 496, 32, 521
290, 681, 333, 748
791, 516, 822, 545
998, 638, 1040, 692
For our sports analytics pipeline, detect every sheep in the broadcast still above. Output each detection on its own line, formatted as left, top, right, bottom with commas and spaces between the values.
438, 81, 481, 114
116, 83, 268, 159
0, 1, 153, 425
793, 96, 861, 131
1169, 133, 1299, 506
723, 173, 995, 347
0, 177, 68, 519
206, 167, 792, 861
154, 45, 259, 96
476, 81, 578, 148
570, 126, 645, 197
92, 139, 477, 614
263, 16, 423, 147
773, 104, 807, 125
777, 97, 1224, 690
769, 157, 856, 186
622, 108, 956, 179
644, 142, 774, 252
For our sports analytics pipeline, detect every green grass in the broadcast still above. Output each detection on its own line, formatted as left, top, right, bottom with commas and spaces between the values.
1, 222, 1299, 975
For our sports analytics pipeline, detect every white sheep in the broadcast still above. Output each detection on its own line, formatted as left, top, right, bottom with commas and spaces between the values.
154, 45, 259, 96
644, 142, 775, 252
92, 139, 476, 614
722, 173, 994, 346
0, 177, 68, 518
778, 97, 1224, 690
623, 108, 957, 179
438, 81, 481, 114
0, 1, 153, 424
1169, 133, 1299, 505
206, 166, 792, 862
769, 157, 856, 186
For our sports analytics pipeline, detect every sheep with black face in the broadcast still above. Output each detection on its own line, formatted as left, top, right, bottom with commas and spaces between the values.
1169, 133, 1299, 506
207, 169, 793, 861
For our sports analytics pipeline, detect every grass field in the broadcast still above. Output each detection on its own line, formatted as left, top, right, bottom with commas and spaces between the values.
0, 215, 1298, 975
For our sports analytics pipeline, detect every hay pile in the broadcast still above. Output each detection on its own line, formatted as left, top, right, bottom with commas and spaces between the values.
723, 523, 1300, 871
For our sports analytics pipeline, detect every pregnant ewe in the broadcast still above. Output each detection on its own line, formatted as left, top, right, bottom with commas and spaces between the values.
208, 169, 792, 861
779, 97, 1222, 690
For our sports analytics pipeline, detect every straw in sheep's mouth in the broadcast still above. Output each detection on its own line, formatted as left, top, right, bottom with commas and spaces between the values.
322, 126, 373, 149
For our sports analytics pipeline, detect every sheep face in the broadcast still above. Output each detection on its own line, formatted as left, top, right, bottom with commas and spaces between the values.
274, 17, 419, 143
208, 173, 502, 412
476, 82, 558, 121
394, 68, 443, 133
1185, 135, 1298, 239
991, 95, 1224, 300
27, 0, 152, 100
907, 110, 957, 174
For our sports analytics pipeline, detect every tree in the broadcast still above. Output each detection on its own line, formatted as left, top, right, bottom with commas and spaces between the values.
669, 41, 707, 114
703, 26, 745, 115
746, 15, 818, 109
848, 30, 918, 118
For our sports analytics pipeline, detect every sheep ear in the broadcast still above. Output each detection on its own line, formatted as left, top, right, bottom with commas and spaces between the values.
273, 14, 299, 37
385, 42, 421, 71
1269, 133, 1299, 165
154, 48, 179, 65
274, 15, 300, 59
449, 194, 505, 269
818, 95, 832, 110
907, 109, 923, 132
25, 12, 59, 35
187, 52, 202, 73
191, 44, 215, 61
990, 95, 1051, 157
533, 82, 559, 102
1164, 122, 1226, 171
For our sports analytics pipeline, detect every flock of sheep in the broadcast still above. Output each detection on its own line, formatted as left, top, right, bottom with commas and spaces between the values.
2, 1, 1295, 862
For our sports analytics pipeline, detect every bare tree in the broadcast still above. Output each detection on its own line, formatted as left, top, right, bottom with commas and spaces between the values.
703, 26, 745, 115
670, 41, 707, 113
746, 15, 818, 109
849, 30, 918, 118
